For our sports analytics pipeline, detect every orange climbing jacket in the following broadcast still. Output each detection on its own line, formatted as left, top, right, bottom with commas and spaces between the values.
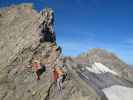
55, 67, 64, 77
53, 68, 59, 81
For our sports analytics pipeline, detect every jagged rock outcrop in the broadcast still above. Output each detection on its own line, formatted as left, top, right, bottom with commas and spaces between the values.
0, 3, 58, 100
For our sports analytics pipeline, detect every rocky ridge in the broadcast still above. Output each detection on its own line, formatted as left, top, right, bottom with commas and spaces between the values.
0, 4, 102, 100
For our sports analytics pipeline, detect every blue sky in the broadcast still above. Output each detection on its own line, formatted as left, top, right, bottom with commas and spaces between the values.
0, 0, 133, 64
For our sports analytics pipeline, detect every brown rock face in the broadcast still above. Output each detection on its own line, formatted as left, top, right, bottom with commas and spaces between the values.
0, 3, 57, 73
0, 3, 60, 100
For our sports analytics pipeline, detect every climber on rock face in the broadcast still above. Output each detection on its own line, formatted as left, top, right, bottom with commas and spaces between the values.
32, 60, 46, 80
52, 67, 59, 83
55, 67, 64, 92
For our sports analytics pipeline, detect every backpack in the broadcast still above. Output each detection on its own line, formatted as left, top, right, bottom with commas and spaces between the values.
53, 70, 59, 81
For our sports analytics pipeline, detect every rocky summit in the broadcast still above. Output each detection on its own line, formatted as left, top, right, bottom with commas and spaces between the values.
0, 3, 133, 100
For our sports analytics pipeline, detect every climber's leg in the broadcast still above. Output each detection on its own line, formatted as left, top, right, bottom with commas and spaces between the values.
57, 76, 63, 93
35, 70, 40, 80
57, 77, 60, 91
59, 76, 63, 91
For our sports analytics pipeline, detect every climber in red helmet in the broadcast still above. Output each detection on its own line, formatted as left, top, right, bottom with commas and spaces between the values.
32, 60, 43, 80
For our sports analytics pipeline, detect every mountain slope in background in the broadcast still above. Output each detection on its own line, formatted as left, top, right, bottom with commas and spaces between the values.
76, 48, 133, 83
72, 48, 133, 100
0, 4, 133, 100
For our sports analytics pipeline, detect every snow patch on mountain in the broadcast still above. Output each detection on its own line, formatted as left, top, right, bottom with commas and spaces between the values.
86, 62, 118, 75
103, 85, 133, 100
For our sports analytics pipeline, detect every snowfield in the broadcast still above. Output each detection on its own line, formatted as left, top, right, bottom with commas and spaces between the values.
86, 62, 118, 75
103, 85, 133, 100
